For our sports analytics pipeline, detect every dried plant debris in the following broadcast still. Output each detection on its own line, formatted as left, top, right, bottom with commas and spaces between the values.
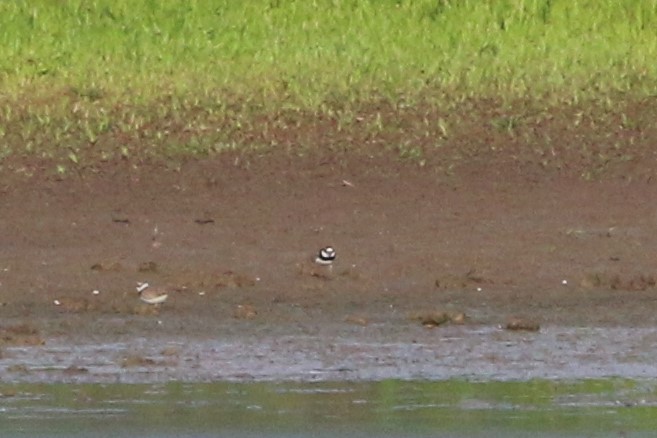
505, 317, 540, 332
409, 310, 467, 328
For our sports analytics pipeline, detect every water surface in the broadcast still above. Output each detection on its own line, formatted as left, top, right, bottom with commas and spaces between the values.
2, 379, 656, 437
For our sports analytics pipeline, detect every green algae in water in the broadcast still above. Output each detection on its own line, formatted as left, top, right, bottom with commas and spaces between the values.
1, 379, 656, 437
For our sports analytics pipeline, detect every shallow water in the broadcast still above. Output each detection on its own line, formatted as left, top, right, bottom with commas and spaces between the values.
4, 325, 657, 383
3, 325, 657, 436
1, 379, 656, 437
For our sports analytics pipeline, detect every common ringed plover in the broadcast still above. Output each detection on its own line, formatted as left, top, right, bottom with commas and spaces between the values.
136, 282, 169, 304
314, 246, 336, 265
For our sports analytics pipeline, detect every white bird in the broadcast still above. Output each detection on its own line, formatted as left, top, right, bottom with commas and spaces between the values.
314, 246, 336, 265
136, 282, 168, 304
297, 246, 337, 279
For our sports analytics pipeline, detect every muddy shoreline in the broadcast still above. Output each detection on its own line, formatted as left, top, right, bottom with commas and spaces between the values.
3, 156, 657, 383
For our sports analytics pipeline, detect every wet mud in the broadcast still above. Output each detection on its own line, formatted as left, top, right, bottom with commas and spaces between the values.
2, 156, 657, 384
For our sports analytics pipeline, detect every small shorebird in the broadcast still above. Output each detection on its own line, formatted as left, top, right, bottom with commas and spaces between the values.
136, 282, 168, 304
314, 246, 336, 265
297, 246, 335, 280
298, 246, 336, 279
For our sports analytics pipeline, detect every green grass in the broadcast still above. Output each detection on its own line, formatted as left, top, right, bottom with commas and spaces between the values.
1, 0, 656, 167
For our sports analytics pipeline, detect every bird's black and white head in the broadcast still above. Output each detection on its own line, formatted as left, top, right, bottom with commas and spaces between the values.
315, 246, 336, 265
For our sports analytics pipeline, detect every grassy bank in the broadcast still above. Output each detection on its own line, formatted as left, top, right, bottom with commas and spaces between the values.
1, 0, 656, 168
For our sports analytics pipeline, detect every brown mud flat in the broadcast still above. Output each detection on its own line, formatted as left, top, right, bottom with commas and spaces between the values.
2, 102, 657, 382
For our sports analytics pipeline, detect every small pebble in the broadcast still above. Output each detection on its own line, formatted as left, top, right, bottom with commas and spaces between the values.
92, 289, 100, 295
53, 299, 61, 306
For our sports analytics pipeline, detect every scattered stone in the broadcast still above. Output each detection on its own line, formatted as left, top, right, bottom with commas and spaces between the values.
233, 304, 258, 320
506, 317, 540, 332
